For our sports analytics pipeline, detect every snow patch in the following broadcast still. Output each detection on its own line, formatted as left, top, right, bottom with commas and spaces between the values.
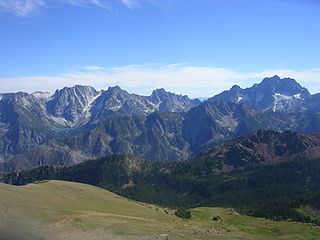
82, 92, 103, 114
272, 93, 302, 112
109, 105, 122, 110
294, 93, 301, 99
274, 93, 292, 100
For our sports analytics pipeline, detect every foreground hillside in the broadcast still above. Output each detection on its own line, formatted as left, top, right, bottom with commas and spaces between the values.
0, 180, 319, 240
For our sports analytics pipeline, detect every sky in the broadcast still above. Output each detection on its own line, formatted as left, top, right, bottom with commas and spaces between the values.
0, 0, 319, 98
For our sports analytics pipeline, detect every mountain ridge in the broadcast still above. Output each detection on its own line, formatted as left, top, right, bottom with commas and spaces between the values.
3, 99, 320, 172
1, 76, 320, 171
0, 86, 199, 162
209, 75, 319, 113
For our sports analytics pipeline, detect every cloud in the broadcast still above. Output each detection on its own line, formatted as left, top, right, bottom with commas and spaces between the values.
57, 0, 109, 9
121, 0, 139, 9
1, 64, 320, 98
77, 65, 106, 71
0, 0, 142, 16
0, 0, 44, 16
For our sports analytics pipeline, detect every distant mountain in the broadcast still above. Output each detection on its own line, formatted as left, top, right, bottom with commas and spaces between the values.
0, 86, 199, 163
0, 92, 57, 162
2, 76, 320, 171
0, 112, 190, 172
88, 86, 200, 125
183, 101, 285, 154
209, 75, 320, 113
4, 99, 320, 172
150, 88, 200, 112
0, 101, 274, 172
46, 85, 99, 122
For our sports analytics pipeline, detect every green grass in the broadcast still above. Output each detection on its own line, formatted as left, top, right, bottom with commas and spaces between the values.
0, 180, 319, 240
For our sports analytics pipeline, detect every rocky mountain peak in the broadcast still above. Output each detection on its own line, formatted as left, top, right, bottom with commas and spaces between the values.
107, 85, 123, 93
103, 86, 129, 99
259, 75, 310, 96
261, 75, 281, 83
209, 76, 314, 113
2, 92, 30, 100
46, 85, 98, 122
150, 88, 200, 112
51, 85, 98, 100
151, 88, 167, 96
151, 88, 184, 100
230, 85, 241, 91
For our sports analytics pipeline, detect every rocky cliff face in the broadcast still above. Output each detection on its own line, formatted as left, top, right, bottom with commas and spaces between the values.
0, 92, 56, 161
150, 88, 200, 112
88, 86, 200, 125
46, 85, 99, 122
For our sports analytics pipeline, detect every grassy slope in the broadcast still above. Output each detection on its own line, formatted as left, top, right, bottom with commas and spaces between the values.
0, 180, 319, 240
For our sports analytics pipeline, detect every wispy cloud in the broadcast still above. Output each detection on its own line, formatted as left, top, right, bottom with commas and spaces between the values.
0, 0, 142, 16
121, 0, 139, 9
0, 0, 44, 16
57, 0, 109, 9
1, 64, 320, 98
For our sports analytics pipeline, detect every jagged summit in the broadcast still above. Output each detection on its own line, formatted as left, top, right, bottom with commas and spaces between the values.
230, 84, 241, 90
106, 85, 123, 92
259, 75, 309, 95
47, 85, 99, 122
209, 76, 315, 113
151, 88, 177, 97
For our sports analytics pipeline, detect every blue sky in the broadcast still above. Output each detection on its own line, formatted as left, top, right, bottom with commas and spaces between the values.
0, 0, 319, 97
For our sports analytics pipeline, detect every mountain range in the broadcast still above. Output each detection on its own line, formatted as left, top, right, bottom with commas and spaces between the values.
1, 75, 320, 172
0, 86, 199, 163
